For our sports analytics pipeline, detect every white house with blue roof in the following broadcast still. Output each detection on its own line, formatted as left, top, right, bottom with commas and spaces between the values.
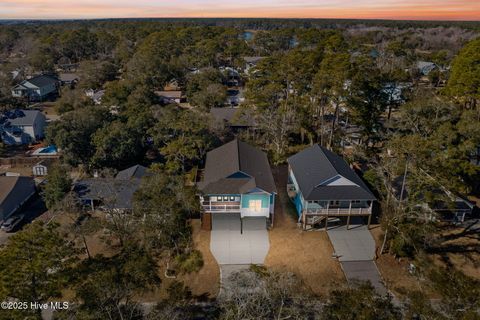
287, 144, 376, 230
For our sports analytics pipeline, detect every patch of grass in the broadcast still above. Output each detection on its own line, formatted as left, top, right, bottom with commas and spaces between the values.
175, 250, 204, 274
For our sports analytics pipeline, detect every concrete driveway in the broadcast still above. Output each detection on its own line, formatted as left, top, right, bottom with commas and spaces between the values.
210, 213, 269, 265
327, 225, 376, 261
342, 261, 387, 295
328, 225, 387, 295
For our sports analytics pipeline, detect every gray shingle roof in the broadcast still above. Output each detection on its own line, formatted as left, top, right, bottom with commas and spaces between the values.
288, 145, 375, 201
198, 140, 276, 194
115, 165, 149, 180
0, 176, 35, 207
74, 178, 141, 210
26, 75, 58, 88
7, 110, 43, 126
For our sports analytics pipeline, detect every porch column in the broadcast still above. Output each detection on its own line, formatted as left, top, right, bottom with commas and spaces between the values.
367, 213, 372, 229
271, 194, 275, 227
240, 216, 243, 234
90, 199, 94, 211
325, 201, 330, 231
347, 201, 352, 230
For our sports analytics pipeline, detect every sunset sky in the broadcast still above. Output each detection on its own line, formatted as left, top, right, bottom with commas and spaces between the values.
0, 0, 479, 20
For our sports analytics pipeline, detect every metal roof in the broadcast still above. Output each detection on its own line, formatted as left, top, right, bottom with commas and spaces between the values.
288, 145, 375, 201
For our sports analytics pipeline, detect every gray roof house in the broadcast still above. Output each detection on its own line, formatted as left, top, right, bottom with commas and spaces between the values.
58, 73, 79, 86
197, 140, 276, 231
11, 75, 58, 101
287, 144, 376, 229
0, 176, 36, 222
74, 165, 149, 211
115, 165, 149, 180
1, 109, 47, 145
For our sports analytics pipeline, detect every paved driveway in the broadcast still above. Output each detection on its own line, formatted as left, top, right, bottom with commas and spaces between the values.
341, 261, 387, 295
327, 225, 387, 295
327, 225, 376, 261
210, 213, 269, 265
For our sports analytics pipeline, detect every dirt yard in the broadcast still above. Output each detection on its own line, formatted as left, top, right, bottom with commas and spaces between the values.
264, 166, 346, 298
370, 226, 432, 297
431, 222, 480, 280
370, 221, 480, 299
182, 219, 220, 298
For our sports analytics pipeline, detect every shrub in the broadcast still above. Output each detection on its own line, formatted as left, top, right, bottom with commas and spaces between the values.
174, 250, 204, 274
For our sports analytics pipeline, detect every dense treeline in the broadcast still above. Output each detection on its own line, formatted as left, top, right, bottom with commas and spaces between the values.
2, 18, 480, 31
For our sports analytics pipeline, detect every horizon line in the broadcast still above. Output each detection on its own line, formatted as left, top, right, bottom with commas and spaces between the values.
1, 17, 479, 22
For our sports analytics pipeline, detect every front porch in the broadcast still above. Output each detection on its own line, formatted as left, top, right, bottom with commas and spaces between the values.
288, 184, 374, 230
201, 201, 241, 213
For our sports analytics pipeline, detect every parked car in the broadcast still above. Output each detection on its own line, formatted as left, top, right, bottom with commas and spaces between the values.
1, 214, 25, 233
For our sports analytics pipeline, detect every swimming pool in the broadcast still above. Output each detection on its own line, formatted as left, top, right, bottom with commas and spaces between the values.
32, 145, 58, 156
38, 145, 57, 154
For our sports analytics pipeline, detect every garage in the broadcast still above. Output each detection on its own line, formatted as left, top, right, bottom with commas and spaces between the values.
210, 213, 270, 265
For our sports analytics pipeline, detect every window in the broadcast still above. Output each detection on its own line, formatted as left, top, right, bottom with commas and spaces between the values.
249, 200, 262, 212
216, 196, 222, 202
230, 196, 235, 201
223, 196, 229, 201
329, 200, 340, 207
352, 200, 361, 204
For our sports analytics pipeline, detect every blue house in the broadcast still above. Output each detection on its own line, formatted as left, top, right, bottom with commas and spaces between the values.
287, 145, 376, 230
197, 140, 277, 231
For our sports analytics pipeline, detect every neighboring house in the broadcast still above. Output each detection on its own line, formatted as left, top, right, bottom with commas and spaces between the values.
210, 107, 256, 131
85, 89, 105, 105
197, 140, 277, 231
58, 73, 79, 86
0, 176, 36, 222
1, 109, 47, 145
220, 67, 242, 87
243, 56, 264, 74
154, 90, 185, 104
287, 145, 376, 230
226, 89, 245, 106
340, 124, 363, 148
11, 75, 59, 101
74, 165, 149, 211
417, 61, 438, 76
115, 164, 149, 180
391, 175, 475, 223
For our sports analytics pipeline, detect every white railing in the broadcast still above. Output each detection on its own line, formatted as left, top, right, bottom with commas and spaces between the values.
305, 207, 371, 215
202, 203, 241, 212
